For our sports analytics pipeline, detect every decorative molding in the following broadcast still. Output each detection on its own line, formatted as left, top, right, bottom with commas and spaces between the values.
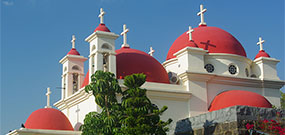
59, 55, 88, 64
7, 128, 82, 135
54, 81, 190, 110
162, 58, 178, 67
178, 71, 285, 89
85, 31, 119, 43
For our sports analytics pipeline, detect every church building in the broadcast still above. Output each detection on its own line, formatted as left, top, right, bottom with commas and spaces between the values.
8, 5, 284, 135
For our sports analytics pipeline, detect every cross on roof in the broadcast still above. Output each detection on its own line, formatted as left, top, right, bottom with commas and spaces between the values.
71, 35, 76, 48
45, 87, 51, 108
98, 8, 105, 24
121, 24, 130, 48
197, 4, 207, 26
200, 40, 216, 50
186, 26, 194, 41
148, 46, 155, 56
257, 37, 265, 51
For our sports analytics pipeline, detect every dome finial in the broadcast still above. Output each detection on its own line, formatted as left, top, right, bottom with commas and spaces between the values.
197, 4, 207, 26
71, 35, 76, 48
148, 46, 155, 56
121, 24, 130, 48
257, 36, 265, 51
98, 8, 105, 24
45, 87, 52, 108
186, 26, 194, 41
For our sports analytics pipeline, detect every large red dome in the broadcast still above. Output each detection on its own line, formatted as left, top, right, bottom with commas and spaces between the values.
116, 47, 170, 84
208, 90, 272, 112
25, 108, 74, 131
166, 25, 247, 60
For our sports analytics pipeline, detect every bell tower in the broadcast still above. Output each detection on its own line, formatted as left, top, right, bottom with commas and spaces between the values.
59, 35, 88, 98
85, 8, 119, 80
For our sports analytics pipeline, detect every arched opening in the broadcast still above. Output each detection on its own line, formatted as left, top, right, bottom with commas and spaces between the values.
101, 44, 112, 50
72, 73, 79, 93
72, 65, 80, 71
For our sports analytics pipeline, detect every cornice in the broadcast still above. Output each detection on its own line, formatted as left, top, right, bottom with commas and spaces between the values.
162, 58, 178, 67
85, 31, 119, 43
205, 53, 252, 64
7, 128, 82, 135
59, 55, 88, 64
54, 87, 93, 110
179, 71, 285, 89
54, 81, 190, 110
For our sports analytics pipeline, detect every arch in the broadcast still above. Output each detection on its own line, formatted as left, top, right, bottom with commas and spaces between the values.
101, 43, 112, 50
72, 65, 81, 71
64, 67, 67, 72
91, 45, 96, 51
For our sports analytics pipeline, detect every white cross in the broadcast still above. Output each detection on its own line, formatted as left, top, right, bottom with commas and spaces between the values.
98, 8, 105, 24
197, 4, 207, 26
148, 46, 155, 56
45, 87, 51, 108
257, 37, 265, 51
75, 105, 80, 122
71, 35, 76, 48
186, 26, 194, 41
121, 24, 130, 48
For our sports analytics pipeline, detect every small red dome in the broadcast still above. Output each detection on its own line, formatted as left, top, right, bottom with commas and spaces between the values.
116, 47, 170, 84
94, 23, 111, 32
25, 108, 74, 131
209, 90, 272, 112
255, 50, 270, 59
166, 25, 247, 60
67, 48, 80, 55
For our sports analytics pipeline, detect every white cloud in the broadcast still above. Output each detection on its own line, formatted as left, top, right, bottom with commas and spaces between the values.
2, 0, 14, 6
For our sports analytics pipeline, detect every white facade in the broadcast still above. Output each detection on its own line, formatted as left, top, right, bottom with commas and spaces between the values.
52, 26, 284, 135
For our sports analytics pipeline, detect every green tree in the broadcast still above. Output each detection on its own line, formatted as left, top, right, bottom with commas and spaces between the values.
120, 73, 172, 135
281, 90, 285, 109
80, 71, 123, 135
80, 71, 172, 135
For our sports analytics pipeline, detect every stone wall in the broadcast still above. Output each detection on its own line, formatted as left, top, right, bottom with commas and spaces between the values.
174, 106, 285, 135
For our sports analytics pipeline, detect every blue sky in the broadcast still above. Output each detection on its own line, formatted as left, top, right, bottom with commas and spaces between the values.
1, 0, 284, 134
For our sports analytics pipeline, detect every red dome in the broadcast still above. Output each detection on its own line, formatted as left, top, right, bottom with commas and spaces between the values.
80, 47, 170, 88
94, 23, 111, 32
255, 50, 270, 59
67, 48, 80, 55
25, 108, 74, 131
116, 47, 170, 84
209, 90, 272, 112
166, 25, 247, 60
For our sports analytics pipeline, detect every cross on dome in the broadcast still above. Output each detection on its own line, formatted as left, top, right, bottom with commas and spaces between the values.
148, 46, 155, 56
121, 24, 130, 48
257, 37, 265, 51
197, 4, 207, 26
98, 8, 105, 24
45, 87, 51, 108
200, 40, 216, 50
71, 35, 76, 48
186, 26, 194, 41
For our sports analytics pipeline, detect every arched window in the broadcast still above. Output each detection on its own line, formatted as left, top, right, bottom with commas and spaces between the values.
91, 45, 96, 51
72, 73, 79, 93
72, 65, 80, 71
64, 67, 67, 72
101, 44, 111, 50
